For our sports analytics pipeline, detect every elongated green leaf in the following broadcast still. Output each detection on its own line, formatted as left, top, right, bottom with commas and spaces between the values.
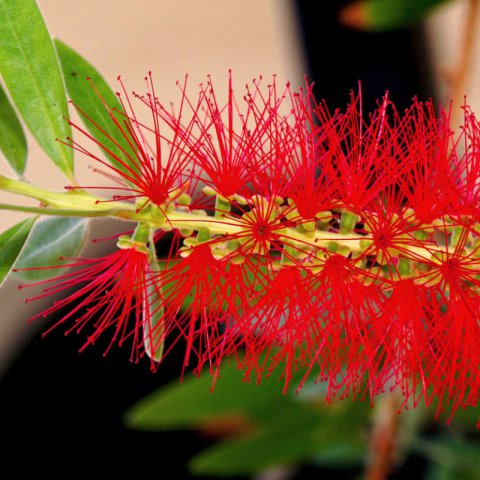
55, 39, 139, 178
0, 0, 73, 178
0, 216, 35, 286
126, 355, 310, 430
340, 0, 451, 31
13, 217, 88, 282
190, 425, 318, 475
0, 81, 27, 175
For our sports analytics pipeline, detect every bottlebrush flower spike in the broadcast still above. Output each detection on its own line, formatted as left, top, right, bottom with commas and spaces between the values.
18, 72, 480, 426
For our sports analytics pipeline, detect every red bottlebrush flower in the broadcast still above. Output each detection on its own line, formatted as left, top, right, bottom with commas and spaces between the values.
21, 247, 160, 366
278, 83, 338, 220
307, 255, 384, 401
316, 91, 405, 212
395, 99, 458, 224
155, 73, 297, 199
429, 290, 480, 424
233, 267, 323, 392
449, 104, 480, 220
153, 244, 244, 375
372, 280, 439, 410
64, 73, 196, 208
414, 225, 480, 422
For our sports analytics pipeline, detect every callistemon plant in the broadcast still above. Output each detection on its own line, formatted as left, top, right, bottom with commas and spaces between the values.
2, 70, 480, 427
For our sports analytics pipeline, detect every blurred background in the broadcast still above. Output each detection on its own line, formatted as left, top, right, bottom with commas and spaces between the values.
1, 0, 480, 478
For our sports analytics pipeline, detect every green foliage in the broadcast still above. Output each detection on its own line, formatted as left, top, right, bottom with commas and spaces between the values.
55, 39, 140, 179
343, 0, 451, 31
0, 216, 35, 286
0, 0, 73, 178
0, 82, 27, 175
190, 423, 319, 475
13, 217, 88, 282
126, 356, 373, 475
415, 436, 480, 478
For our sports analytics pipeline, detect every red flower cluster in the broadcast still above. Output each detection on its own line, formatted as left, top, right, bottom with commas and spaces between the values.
24, 74, 480, 424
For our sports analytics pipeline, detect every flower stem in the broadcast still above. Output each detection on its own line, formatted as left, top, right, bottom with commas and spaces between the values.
365, 393, 401, 480
0, 175, 460, 266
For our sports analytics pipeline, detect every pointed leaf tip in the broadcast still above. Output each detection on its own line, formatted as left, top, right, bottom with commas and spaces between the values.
0, 0, 73, 178
0, 217, 36, 286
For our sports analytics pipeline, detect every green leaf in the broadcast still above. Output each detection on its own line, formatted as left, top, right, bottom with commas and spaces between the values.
13, 217, 88, 282
0, 81, 27, 175
0, 0, 73, 179
415, 436, 480, 475
340, 0, 451, 31
0, 216, 35, 286
425, 463, 468, 480
126, 355, 310, 431
55, 39, 139, 179
190, 425, 318, 476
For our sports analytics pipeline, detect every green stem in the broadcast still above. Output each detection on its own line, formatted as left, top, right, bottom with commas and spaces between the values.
132, 222, 151, 243
0, 175, 451, 263
0, 202, 112, 217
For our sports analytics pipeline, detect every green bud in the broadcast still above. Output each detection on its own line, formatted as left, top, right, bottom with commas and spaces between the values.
215, 195, 231, 217
183, 237, 199, 247
339, 211, 359, 234
414, 229, 429, 241
197, 228, 211, 242
327, 241, 339, 253
359, 239, 373, 250
177, 193, 192, 205
180, 228, 194, 237
232, 194, 248, 205
202, 186, 217, 196
302, 220, 316, 232
117, 238, 132, 249
398, 257, 412, 276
